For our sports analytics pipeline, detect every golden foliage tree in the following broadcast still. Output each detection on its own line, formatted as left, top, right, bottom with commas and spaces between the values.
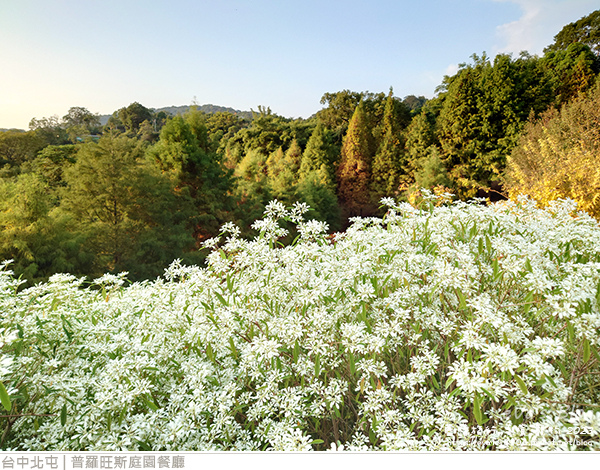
505, 81, 600, 218
336, 101, 373, 217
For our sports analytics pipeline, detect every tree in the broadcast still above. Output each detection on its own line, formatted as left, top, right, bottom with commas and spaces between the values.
150, 114, 234, 244
544, 9, 600, 56
114, 102, 154, 135
371, 90, 409, 200
413, 146, 452, 191
505, 81, 600, 218
433, 52, 558, 199
59, 107, 101, 143
0, 130, 46, 170
299, 122, 337, 189
62, 107, 100, 131
27, 144, 78, 188
28, 116, 69, 146
0, 172, 89, 285
266, 139, 303, 205
405, 107, 438, 163
204, 111, 249, 153
541, 42, 599, 106
317, 90, 386, 146
296, 169, 341, 232
336, 101, 373, 217
59, 134, 196, 278
402, 95, 428, 114
233, 148, 272, 232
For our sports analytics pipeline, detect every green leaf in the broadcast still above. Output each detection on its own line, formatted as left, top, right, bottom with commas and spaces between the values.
143, 396, 158, 412
583, 338, 591, 363
214, 291, 228, 306
135, 439, 152, 451
369, 428, 378, 445
473, 393, 483, 425
0, 382, 11, 412
515, 375, 528, 394
60, 403, 67, 426
456, 288, 467, 310
314, 354, 320, 377
348, 351, 356, 374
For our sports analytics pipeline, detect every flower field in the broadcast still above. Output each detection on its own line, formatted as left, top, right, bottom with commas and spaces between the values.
1, 195, 599, 451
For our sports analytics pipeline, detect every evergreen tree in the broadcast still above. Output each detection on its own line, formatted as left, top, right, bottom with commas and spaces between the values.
265, 139, 302, 205
27, 144, 78, 189
150, 115, 234, 244
299, 122, 337, 189
59, 134, 196, 279
371, 90, 407, 200
336, 101, 373, 217
233, 148, 272, 233
296, 168, 341, 231
541, 42, 599, 106
405, 108, 438, 167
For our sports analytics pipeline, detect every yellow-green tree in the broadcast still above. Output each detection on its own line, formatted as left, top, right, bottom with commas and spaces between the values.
336, 102, 373, 217
371, 90, 409, 199
505, 81, 600, 218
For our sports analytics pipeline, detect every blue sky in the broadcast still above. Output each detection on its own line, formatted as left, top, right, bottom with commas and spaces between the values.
0, 0, 597, 129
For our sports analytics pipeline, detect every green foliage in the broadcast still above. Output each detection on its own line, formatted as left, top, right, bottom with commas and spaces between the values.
433, 53, 560, 198
371, 90, 410, 200
0, 173, 88, 284
203, 112, 249, 154
413, 146, 452, 190
317, 90, 386, 145
233, 149, 273, 232
115, 102, 154, 136
544, 9, 600, 56
28, 116, 70, 147
58, 134, 196, 279
540, 43, 599, 106
26, 145, 78, 188
62, 107, 101, 142
150, 113, 234, 243
296, 169, 341, 231
298, 123, 337, 189
0, 131, 46, 169
266, 140, 302, 205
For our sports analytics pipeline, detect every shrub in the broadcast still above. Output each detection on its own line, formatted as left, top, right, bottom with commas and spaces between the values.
1, 196, 599, 451
505, 81, 600, 218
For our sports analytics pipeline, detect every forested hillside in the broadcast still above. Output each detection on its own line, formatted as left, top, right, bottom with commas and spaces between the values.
1, 10, 599, 286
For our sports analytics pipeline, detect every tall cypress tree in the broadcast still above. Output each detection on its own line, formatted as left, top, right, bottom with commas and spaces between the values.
371, 90, 406, 199
149, 115, 233, 244
299, 123, 336, 190
336, 101, 373, 217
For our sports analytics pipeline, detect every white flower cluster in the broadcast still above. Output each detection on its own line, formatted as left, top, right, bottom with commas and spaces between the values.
1, 197, 600, 451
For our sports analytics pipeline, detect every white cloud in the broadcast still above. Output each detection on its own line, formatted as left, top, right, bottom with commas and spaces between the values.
445, 63, 460, 76
492, 0, 599, 56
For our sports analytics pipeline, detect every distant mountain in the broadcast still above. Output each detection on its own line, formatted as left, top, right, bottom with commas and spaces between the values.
98, 104, 253, 126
